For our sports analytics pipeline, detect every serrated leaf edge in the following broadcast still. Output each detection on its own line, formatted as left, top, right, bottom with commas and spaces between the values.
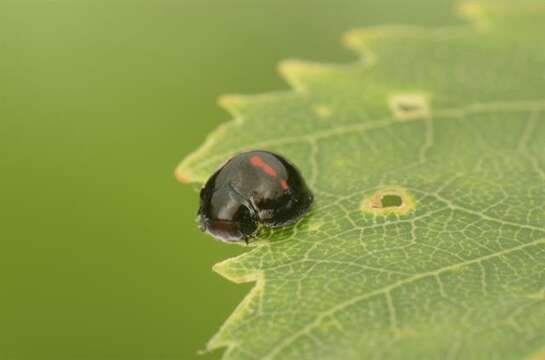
175, 1, 543, 358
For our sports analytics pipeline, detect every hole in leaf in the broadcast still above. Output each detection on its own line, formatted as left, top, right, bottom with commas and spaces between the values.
381, 194, 403, 208
398, 102, 420, 113
388, 94, 430, 120
361, 187, 415, 216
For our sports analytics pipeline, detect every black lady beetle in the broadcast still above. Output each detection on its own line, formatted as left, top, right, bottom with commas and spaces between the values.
197, 150, 314, 243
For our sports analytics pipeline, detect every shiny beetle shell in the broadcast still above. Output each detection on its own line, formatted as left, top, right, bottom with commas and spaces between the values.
197, 151, 313, 242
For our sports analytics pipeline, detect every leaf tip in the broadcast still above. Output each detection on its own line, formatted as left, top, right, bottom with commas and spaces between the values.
278, 59, 311, 92
217, 95, 248, 119
207, 260, 265, 356
174, 121, 235, 185
279, 59, 338, 93
213, 256, 259, 284
343, 26, 438, 62
342, 29, 377, 63
174, 155, 205, 184
173, 165, 193, 184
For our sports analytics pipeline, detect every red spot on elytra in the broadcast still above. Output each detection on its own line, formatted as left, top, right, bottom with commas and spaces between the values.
249, 155, 277, 177
249, 155, 289, 191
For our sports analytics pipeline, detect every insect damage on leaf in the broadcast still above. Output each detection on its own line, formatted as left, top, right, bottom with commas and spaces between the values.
388, 94, 430, 120
360, 187, 416, 216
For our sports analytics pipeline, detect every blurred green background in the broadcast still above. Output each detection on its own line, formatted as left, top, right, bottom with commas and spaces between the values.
0, 0, 458, 359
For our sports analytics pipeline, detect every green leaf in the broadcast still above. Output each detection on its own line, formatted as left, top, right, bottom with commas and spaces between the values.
176, 1, 545, 359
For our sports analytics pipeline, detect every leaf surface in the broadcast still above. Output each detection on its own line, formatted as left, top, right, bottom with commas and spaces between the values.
176, 1, 545, 359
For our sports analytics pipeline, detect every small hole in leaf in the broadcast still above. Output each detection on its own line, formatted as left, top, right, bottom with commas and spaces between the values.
388, 94, 430, 120
398, 102, 420, 113
361, 187, 415, 216
381, 194, 403, 208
